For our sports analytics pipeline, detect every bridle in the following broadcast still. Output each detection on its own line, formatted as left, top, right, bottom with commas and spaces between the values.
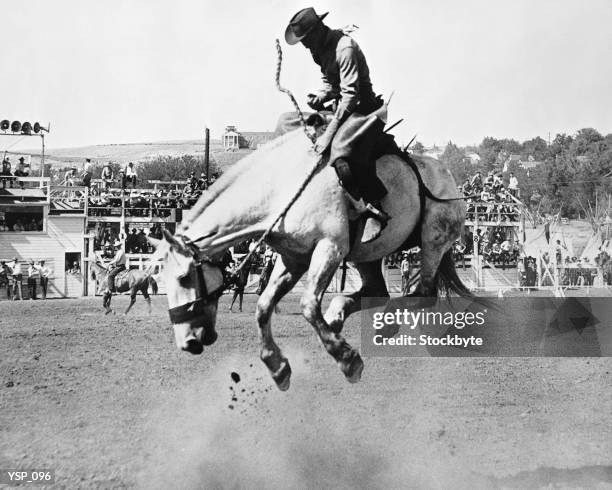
167, 253, 227, 325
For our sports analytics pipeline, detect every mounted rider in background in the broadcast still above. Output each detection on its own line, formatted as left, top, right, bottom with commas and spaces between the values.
284, 7, 396, 243
107, 240, 126, 292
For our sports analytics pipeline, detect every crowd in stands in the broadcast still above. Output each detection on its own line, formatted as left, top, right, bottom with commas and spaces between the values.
461, 170, 521, 223
0, 216, 44, 232
87, 165, 214, 217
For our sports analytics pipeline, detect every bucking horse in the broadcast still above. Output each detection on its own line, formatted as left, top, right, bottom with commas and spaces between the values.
150, 127, 470, 391
90, 261, 158, 315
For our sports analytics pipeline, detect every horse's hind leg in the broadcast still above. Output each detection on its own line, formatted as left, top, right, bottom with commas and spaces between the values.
301, 239, 363, 383
142, 286, 151, 314
256, 257, 307, 391
125, 290, 136, 315
417, 203, 463, 296
324, 260, 389, 334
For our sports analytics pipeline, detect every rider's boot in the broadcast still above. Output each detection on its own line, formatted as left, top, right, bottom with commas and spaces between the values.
361, 200, 391, 244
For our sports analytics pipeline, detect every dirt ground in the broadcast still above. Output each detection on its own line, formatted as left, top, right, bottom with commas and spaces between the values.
1, 294, 611, 489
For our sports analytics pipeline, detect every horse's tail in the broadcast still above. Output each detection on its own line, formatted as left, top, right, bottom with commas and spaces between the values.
148, 275, 158, 295
437, 249, 473, 298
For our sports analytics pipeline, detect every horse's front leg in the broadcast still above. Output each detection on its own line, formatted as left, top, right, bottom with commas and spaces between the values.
103, 292, 113, 315
256, 257, 307, 391
301, 239, 364, 383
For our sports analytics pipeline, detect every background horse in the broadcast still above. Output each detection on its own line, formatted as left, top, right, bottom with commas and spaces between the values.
90, 261, 158, 315
153, 128, 469, 390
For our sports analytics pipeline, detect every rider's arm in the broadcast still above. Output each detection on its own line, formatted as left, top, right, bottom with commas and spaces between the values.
334, 46, 360, 122
315, 72, 338, 104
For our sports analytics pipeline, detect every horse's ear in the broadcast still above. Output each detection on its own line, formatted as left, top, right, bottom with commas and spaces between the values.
147, 236, 162, 249
162, 229, 192, 256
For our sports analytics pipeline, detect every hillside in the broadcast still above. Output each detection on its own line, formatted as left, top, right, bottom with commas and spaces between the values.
13, 139, 254, 173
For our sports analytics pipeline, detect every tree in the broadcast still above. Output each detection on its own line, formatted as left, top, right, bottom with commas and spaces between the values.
411, 140, 425, 155
440, 141, 466, 167
521, 136, 548, 161
570, 128, 603, 156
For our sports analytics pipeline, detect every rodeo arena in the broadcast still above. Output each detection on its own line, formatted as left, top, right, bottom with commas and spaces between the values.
2, 5, 612, 490
2, 133, 611, 302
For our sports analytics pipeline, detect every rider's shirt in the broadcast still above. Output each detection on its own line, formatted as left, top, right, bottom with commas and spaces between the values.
311, 29, 378, 122
109, 248, 127, 268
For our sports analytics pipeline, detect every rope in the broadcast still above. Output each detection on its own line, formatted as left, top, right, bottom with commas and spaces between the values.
275, 39, 316, 145
232, 40, 323, 273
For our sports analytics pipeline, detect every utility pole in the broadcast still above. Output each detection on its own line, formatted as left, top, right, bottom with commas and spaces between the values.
204, 127, 210, 187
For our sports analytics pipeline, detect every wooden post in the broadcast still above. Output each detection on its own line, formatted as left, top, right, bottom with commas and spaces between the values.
204, 127, 210, 187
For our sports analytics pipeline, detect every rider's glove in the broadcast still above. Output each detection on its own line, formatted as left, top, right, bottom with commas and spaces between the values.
306, 93, 326, 111
314, 117, 341, 155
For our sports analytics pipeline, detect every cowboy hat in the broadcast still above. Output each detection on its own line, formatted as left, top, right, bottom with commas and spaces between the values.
285, 7, 329, 45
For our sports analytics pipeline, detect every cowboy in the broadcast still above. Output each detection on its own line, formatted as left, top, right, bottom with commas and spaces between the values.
27, 260, 39, 300
37, 260, 51, 299
285, 8, 392, 243
106, 240, 126, 292
8, 257, 23, 300
101, 162, 114, 190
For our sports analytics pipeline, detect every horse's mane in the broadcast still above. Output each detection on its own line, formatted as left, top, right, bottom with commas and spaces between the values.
180, 130, 312, 231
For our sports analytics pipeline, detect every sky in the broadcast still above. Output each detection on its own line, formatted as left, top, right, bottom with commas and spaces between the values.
1, 0, 612, 152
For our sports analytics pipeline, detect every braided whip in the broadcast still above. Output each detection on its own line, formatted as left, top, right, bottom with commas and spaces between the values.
233, 40, 324, 273
275, 39, 317, 145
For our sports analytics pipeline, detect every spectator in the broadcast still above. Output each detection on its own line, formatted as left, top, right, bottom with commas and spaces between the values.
470, 171, 482, 191
198, 172, 208, 190
125, 162, 137, 188
101, 162, 114, 190
508, 172, 519, 197
118, 169, 127, 190
13, 219, 25, 232
14, 157, 29, 176
69, 261, 81, 275
27, 260, 39, 300
187, 171, 198, 191
63, 167, 77, 186
8, 257, 23, 300
38, 260, 51, 299
1, 156, 12, 188
400, 251, 412, 295
136, 228, 148, 252
81, 159, 93, 188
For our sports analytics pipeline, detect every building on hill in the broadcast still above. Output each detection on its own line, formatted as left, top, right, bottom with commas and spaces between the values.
519, 156, 544, 170
222, 126, 274, 151
466, 152, 481, 164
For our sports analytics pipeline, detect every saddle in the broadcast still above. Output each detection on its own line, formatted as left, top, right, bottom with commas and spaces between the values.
110, 269, 130, 292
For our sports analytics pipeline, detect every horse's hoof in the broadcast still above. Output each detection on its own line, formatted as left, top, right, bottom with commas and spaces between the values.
271, 359, 292, 391
183, 339, 204, 355
105, 309, 112, 316
201, 329, 218, 346
340, 351, 364, 383
327, 319, 344, 334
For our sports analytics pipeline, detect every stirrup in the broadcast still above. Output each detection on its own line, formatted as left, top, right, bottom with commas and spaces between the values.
361, 203, 390, 244
361, 216, 387, 243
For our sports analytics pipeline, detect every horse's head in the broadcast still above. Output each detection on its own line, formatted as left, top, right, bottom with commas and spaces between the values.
153, 230, 226, 355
